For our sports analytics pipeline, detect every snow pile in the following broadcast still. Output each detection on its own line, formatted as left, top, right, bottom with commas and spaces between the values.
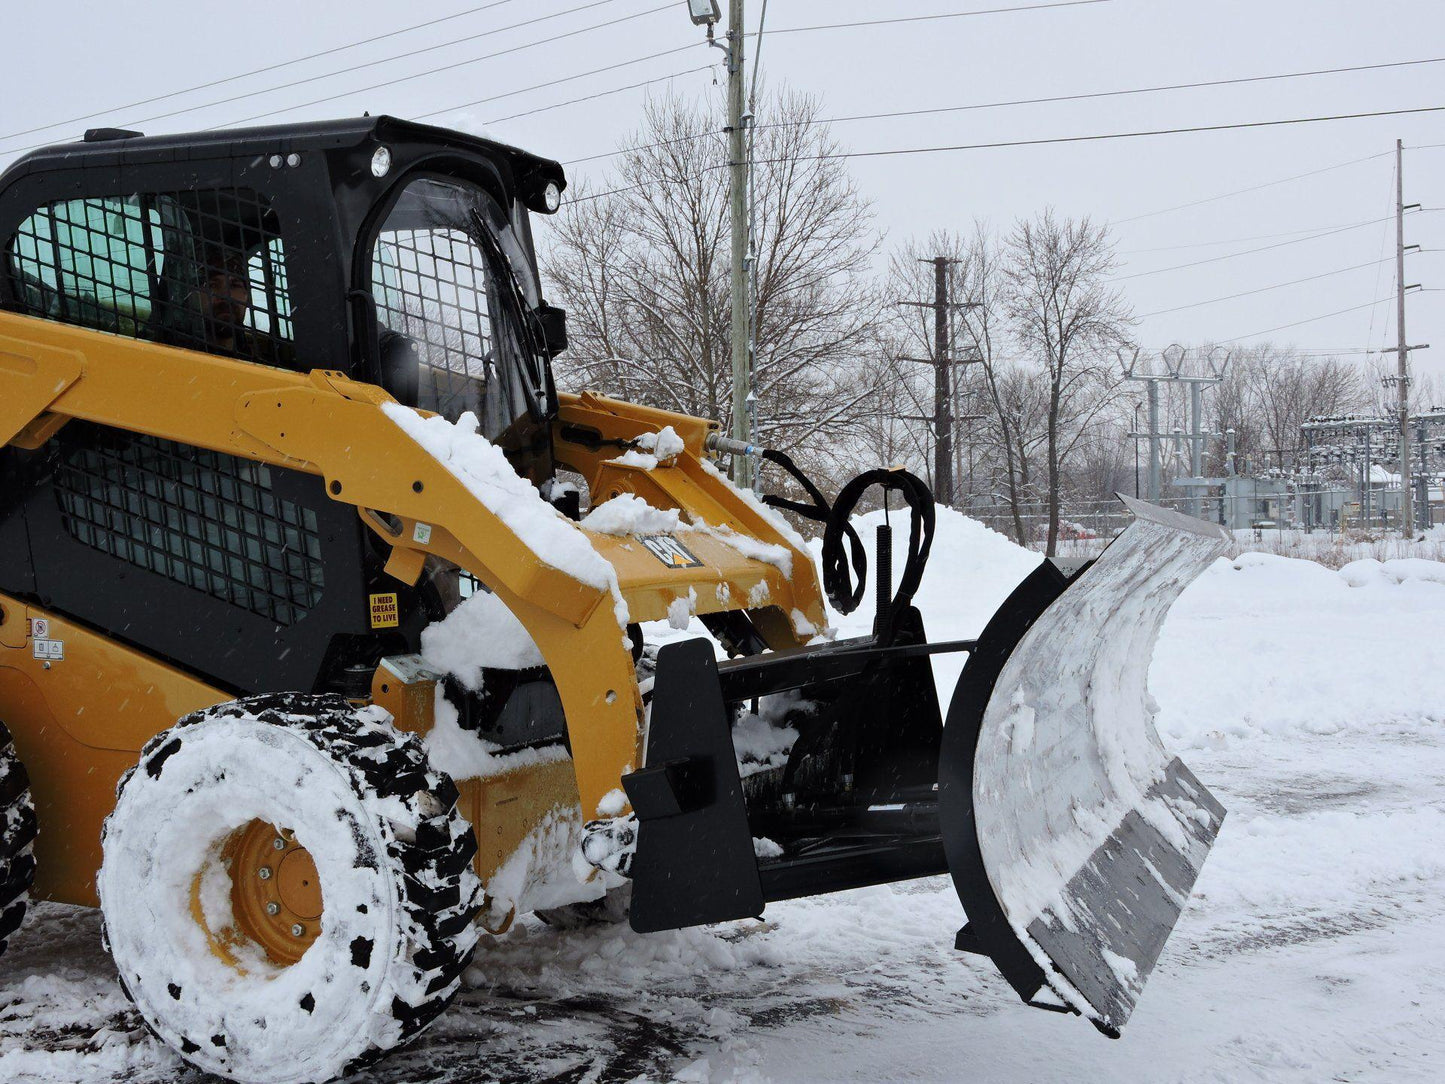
1338, 556, 1445, 588
424, 690, 570, 782
607, 425, 687, 470
732, 705, 801, 778
583, 491, 793, 576
638, 426, 686, 459
581, 492, 682, 536
420, 589, 544, 692
383, 405, 626, 624
1153, 550, 1445, 749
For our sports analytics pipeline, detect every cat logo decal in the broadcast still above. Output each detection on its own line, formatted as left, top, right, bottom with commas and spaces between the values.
638, 534, 704, 570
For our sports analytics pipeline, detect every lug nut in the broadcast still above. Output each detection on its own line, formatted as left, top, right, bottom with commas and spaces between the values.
291, 924, 305, 938
265, 902, 280, 916
273, 838, 286, 851
258, 867, 272, 881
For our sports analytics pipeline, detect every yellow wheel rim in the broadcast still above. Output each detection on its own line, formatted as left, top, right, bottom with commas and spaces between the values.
190, 820, 324, 970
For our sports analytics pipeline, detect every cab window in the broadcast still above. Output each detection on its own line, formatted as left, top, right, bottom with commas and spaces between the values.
4, 189, 295, 368
368, 176, 546, 447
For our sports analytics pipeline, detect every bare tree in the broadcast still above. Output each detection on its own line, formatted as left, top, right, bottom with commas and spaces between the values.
540, 89, 885, 488
1001, 211, 1132, 554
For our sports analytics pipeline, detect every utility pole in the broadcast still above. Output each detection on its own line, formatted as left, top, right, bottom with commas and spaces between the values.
726, 0, 752, 489
1396, 138, 1412, 533
685, 1, 754, 487
1385, 139, 1430, 531
898, 257, 979, 505
930, 257, 953, 502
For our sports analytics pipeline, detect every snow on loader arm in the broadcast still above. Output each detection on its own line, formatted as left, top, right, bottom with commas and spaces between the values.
941, 495, 1229, 1035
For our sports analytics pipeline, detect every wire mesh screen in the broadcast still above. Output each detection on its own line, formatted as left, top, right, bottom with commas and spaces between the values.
5, 188, 295, 368
373, 224, 495, 420
54, 432, 325, 626
370, 176, 539, 439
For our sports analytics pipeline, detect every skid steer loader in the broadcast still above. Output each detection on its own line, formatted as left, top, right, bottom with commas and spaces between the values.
0, 117, 1227, 1082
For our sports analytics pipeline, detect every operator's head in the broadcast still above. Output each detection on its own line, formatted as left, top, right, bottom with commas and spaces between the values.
199, 247, 251, 347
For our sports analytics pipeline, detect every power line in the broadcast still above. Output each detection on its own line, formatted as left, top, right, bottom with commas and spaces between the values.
762, 0, 1111, 37
11, 0, 1105, 152
1120, 221, 1390, 254
1221, 296, 1398, 343
217, 1, 676, 131
761, 55, 1445, 136
420, 2, 1110, 139
562, 104, 1445, 206
567, 54, 1445, 167
1116, 216, 1391, 280
475, 64, 715, 127
1137, 257, 1391, 319
6, 0, 663, 151
753, 105, 1445, 166
0, 0, 529, 144
412, 43, 703, 123
1115, 151, 1392, 224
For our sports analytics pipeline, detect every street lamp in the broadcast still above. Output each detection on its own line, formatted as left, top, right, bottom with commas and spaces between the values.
684, 0, 720, 24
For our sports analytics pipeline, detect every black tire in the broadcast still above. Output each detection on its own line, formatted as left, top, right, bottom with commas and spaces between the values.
535, 884, 632, 930
0, 720, 37, 957
99, 693, 483, 1084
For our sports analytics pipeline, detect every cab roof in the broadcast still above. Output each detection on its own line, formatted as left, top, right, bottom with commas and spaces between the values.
0, 115, 566, 205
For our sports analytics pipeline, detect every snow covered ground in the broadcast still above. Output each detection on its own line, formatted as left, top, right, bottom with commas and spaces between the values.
4, 506, 1445, 1082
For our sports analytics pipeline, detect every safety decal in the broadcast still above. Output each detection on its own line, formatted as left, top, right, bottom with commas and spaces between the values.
32, 639, 63, 661
638, 534, 704, 570
369, 592, 400, 628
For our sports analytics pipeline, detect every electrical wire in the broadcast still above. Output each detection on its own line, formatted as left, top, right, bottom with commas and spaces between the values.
1221, 296, 1399, 343
1363, 161, 1398, 362
561, 105, 1445, 206
411, 43, 703, 122
3, 0, 668, 151
217, 1, 679, 130
757, 56, 1445, 136
1137, 257, 1392, 319
566, 54, 1445, 167
8, 0, 1110, 154
749, 106, 1445, 166
1120, 222, 1391, 254
1116, 217, 1392, 280
762, 0, 1111, 38
0, 0, 530, 144
1116, 151, 1393, 224
475, 64, 715, 126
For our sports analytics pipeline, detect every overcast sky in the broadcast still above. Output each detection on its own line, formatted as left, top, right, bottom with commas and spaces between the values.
4, 0, 1443, 382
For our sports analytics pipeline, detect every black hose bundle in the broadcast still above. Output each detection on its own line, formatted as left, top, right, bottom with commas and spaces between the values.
759, 451, 935, 618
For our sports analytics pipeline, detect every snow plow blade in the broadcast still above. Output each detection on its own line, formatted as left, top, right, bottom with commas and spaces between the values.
940, 496, 1228, 1035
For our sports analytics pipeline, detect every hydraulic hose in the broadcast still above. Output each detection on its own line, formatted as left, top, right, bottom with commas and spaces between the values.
822, 468, 935, 619
707, 435, 934, 620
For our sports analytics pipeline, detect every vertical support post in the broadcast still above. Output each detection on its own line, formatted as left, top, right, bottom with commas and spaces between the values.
727, 0, 752, 491
1147, 380, 1161, 503
1133, 402, 1141, 498
932, 257, 953, 505
1419, 418, 1431, 528
1363, 429, 1372, 525
1224, 427, 1236, 528
1396, 138, 1413, 534
1189, 381, 1203, 518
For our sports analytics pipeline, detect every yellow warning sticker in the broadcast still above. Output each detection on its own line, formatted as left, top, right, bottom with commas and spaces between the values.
369, 592, 400, 628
